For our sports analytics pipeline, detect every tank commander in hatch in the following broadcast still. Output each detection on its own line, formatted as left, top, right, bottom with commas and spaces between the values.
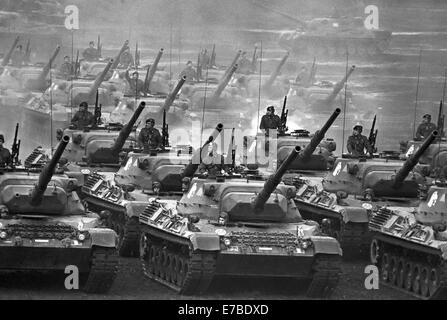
0, 134, 11, 166
346, 124, 372, 157
138, 118, 162, 153
415, 114, 437, 141
71, 102, 95, 130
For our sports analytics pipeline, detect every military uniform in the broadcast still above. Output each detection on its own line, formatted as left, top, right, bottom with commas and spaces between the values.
179, 67, 197, 83
82, 47, 100, 61
125, 71, 145, 96
71, 110, 95, 129
260, 114, 281, 133
415, 122, 437, 140
138, 127, 162, 152
60, 62, 73, 78
347, 134, 372, 157
0, 147, 11, 166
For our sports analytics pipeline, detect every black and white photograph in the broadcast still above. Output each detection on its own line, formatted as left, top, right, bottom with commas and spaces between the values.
0, 0, 446, 305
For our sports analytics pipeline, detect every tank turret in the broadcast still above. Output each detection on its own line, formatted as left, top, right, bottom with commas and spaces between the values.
109, 40, 130, 71
73, 59, 113, 106
25, 45, 61, 91
88, 101, 146, 164
1, 36, 19, 67
182, 123, 224, 177
393, 130, 438, 188
262, 52, 289, 92
144, 48, 164, 94
254, 146, 300, 211
30, 135, 70, 206
210, 63, 238, 102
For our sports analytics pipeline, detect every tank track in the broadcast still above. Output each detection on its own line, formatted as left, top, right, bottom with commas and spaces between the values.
307, 254, 341, 298
371, 237, 447, 299
116, 217, 140, 258
140, 231, 217, 295
82, 247, 119, 293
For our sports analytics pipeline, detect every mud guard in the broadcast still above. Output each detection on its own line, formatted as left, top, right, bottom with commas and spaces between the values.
189, 233, 220, 251
88, 228, 118, 248
311, 236, 342, 255
340, 207, 369, 223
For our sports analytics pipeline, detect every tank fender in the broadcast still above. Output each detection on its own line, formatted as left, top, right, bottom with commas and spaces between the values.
189, 232, 220, 251
340, 207, 369, 223
310, 236, 342, 256
88, 228, 118, 248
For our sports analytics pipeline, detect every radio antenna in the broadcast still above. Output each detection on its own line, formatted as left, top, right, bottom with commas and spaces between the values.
412, 48, 422, 138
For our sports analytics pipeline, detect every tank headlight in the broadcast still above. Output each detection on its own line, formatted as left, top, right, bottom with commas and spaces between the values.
224, 238, 231, 246
78, 233, 86, 241
0, 231, 7, 239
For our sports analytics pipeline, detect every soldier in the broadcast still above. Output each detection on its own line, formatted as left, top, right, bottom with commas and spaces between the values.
119, 47, 134, 69
415, 114, 437, 141
199, 49, 210, 69
82, 41, 100, 61
71, 102, 95, 130
179, 61, 197, 83
138, 118, 162, 152
260, 106, 281, 136
237, 51, 252, 75
347, 124, 372, 157
59, 55, 73, 79
10, 45, 24, 67
0, 134, 11, 166
125, 69, 145, 96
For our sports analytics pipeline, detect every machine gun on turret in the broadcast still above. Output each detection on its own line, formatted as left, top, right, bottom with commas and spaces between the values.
1, 36, 19, 67
24, 39, 31, 64
25, 45, 61, 91
368, 115, 378, 153
182, 123, 224, 178
225, 128, 236, 168
262, 52, 289, 92
74, 50, 80, 78
30, 135, 70, 206
88, 102, 146, 164
135, 42, 140, 67
210, 44, 216, 68
278, 96, 288, 136
144, 48, 164, 95
10, 123, 21, 166
437, 100, 444, 138
93, 90, 102, 127
97, 35, 102, 58
162, 109, 169, 148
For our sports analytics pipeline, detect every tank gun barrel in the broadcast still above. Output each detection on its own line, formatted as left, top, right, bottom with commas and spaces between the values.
110, 102, 146, 154
299, 108, 341, 161
1, 36, 19, 66
110, 40, 130, 71
86, 59, 113, 100
26, 45, 61, 91
253, 146, 300, 212
324, 65, 355, 103
222, 50, 242, 79
393, 130, 438, 187
144, 48, 164, 93
182, 123, 224, 177
161, 75, 186, 113
30, 135, 70, 206
263, 52, 289, 90
210, 63, 238, 101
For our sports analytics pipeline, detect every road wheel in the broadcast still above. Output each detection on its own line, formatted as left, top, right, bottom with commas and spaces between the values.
412, 264, 422, 294
381, 253, 390, 282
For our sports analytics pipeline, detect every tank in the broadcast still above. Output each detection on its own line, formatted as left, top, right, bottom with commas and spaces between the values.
368, 182, 447, 299
110, 76, 189, 126
290, 131, 438, 257
185, 63, 250, 129
0, 135, 118, 293
278, 16, 392, 58
80, 124, 222, 257
60, 101, 146, 170
138, 146, 342, 297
